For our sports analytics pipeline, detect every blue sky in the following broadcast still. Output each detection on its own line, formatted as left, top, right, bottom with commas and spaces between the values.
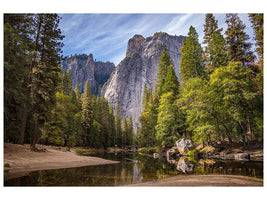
59, 13, 254, 65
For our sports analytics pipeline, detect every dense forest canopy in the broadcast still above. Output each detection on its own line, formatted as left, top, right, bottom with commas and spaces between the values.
4, 13, 263, 149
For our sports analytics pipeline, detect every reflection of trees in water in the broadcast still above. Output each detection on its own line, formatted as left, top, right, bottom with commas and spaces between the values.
5, 153, 263, 186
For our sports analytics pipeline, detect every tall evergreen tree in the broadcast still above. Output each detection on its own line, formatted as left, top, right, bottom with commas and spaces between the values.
81, 80, 93, 147
115, 103, 122, 147
62, 69, 73, 96
225, 14, 254, 66
203, 13, 219, 73
121, 116, 128, 147
155, 48, 172, 98
30, 14, 64, 148
127, 116, 134, 146
180, 26, 205, 81
74, 82, 81, 108
209, 30, 228, 70
162, 65, 180, 97
249, 13, 263, 60
4, 14, 32, 143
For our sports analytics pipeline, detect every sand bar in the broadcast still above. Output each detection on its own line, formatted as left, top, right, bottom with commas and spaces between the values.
4, 143, 119, 181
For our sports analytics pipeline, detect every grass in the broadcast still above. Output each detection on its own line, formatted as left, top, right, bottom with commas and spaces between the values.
75, 149, 97, 155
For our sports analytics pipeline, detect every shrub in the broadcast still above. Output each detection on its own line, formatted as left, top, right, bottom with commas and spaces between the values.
4, 163, 10, 167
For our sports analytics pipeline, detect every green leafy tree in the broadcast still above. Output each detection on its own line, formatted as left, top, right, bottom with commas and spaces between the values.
180, 26, 205, 81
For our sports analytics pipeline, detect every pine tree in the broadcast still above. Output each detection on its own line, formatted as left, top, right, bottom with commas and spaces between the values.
155, 48, 172, 98
121, 116, 128, 147
62, 69, 73, 96
4, 14, 33, 143
109, 105, 116, 146
30, 14, 64, 148
127, 116, 134, 145
225, 14, 254, 66
156, 92, 181, 146
81, 80, 93, 147
115, 103, 122, 147
162, 65, 180, 97
180, 26, 205, 81
249, 14, 263, 59
203, 13, 219, 73
74, 82, 81, 108
209, 30, 228, 70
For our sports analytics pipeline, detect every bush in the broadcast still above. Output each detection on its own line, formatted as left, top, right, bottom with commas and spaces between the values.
4, 163, 10, 167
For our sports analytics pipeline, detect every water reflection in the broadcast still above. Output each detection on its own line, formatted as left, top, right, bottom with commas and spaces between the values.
4, 153, 263, 186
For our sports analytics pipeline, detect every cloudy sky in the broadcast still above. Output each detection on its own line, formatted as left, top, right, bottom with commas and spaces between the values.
59, 13, 254, 65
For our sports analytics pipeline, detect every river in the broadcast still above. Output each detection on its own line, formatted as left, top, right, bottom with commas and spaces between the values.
4, 153, 263, 186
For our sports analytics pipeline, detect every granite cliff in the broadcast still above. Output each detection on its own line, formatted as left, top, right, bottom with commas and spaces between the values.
102, 32, 186, 130
62, 54, 115, 95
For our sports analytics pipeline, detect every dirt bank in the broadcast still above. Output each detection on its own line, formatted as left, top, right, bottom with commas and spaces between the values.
4, 143, 119, 181
124, 174, 263, 186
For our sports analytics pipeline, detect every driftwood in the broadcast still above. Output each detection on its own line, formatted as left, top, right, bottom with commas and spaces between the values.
30, 146, 46, 152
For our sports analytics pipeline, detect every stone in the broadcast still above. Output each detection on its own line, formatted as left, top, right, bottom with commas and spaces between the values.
176, 138, 194, 154
176, 157, 194, 173
102, 32, 186, 130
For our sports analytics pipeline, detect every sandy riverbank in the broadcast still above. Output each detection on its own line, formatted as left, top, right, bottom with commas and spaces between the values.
124, 174, 263, 186
4, 143, 119, 181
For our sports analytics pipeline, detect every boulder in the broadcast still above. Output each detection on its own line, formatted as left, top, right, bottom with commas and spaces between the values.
176, 138, 194, 154
177, 157, 194, 173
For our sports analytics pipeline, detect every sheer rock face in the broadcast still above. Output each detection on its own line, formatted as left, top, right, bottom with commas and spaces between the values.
62, 54, 115, 93
102, 33, 186, 130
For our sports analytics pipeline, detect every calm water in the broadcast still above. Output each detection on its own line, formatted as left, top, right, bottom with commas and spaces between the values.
4, 153, 263, 186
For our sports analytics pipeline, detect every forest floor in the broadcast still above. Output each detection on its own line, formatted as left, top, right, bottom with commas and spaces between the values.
125, 174, 263, 186
3, 143, 119, 181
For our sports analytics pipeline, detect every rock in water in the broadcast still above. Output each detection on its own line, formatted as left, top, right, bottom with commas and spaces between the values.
62, 54, 115, 95
177, 157, 194, 173
102, 32, 186, 130
176, 138, 194, 154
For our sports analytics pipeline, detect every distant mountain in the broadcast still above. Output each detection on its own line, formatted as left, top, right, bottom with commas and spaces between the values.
101, 32, 186, 130
62, 54, 115, 95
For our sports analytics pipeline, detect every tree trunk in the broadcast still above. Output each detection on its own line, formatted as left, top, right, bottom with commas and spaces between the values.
19, 86, 31, 144
31, 113, 38, 148
19, 15, 42, 144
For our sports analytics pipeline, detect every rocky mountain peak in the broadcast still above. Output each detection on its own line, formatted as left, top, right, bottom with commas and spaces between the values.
102, 32, 186, 131
126, 34, 145, 57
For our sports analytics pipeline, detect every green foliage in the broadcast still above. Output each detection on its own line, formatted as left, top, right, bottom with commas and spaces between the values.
81, 80, 93, 147
4, 163, 10, 167
62, 70, 73, 96
225, 14, 254, 66
180, 26, 205, 81
115, 103, 122, 147
249, 14, 263, 58
156, 92, 181, 145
